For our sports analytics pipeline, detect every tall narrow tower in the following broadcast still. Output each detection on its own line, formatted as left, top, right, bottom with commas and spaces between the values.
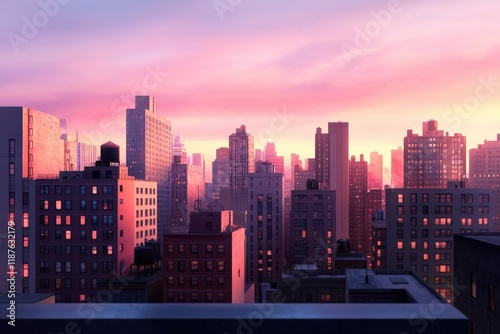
126, 96, 172, 240
315, 122, 349, 239
229, 125, 254, 222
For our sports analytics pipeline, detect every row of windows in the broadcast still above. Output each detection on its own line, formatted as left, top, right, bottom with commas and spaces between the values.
166, 275, 227, 286
39, 215, 115, 226
136, 187, 156, 195
39, 185, 115, 195
396, 193, 490, 204
397, 241, 452, 250
38, 260, 114, 274
165, 291, 225, 303
39, 244, 117, 255
165, 260, 225, 272
39, 200, 114, 211
396, 252, 452, 261
166, 243, 225, 255
39, 277, 102, 290
396, 217, 488, 227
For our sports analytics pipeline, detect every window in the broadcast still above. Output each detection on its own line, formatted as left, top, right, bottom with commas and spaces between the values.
166, 260, 174, 271
178, 277, 185, 286
206, 244, 213, 254
178, 261, 185, 272
166, 244, 174, 254
23, 236, 28, 248
80, 200, 86, 209
9, 139, 15, 155
397, 206, 404, 214
217, 292, 224, 302
92, 186, 98, 194
91, 261, 98, 273
80, 279, 86, 290
65, 245, 71, 255
65, 200, 72, 210
217, 261, 225, 272
471, 274, 477, 299
91, 245, 97, 255
190, 244, 199, 254
206, 292, 213, 302
9, 163, 15, 175
206, 261, 213, 272
206, 276, 213, 286
397, 241, 403, 250
65, 231, 71, 240
489, 284, 495, 311
39, 261, 49, 273
217, 244, 225, 254
190, 260, 199, 271
40, 245, 49, 254
397, 193, 404, 203
217, 276, 225, 285
80, 186, 86, 195
65, 262, 71, 273
55, 261, 62, 273
39, 278, 49, 289
91, 200, 98, 210
65, 186, 72, 195
190, 277, 199, 286
178, 244, 185, 254
80, 262, 86, 273
55, 278, 62, 289
55, 230, 62, 239
167, 276, 174, 285
80, 245, 86, 255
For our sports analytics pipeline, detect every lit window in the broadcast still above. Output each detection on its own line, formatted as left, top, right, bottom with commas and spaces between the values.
23, 263, 29, 278
397, 241, 403, 249
91, 246, 97, 255
55, 200, 62, 210
65, 231, 71, 240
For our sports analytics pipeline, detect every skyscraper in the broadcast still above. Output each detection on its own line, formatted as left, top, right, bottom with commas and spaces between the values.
171, 156, 205, 227
229, 125, 254, 221
212, 147, 230, 211
315, 122, 349, 239
349, 155, 368, 255
391, 146, 404, 188
246, 161, 283, 298
404, 120, 466, 188
290, 153, 302, 190
126, 96, 172, 241
1, 106, 65, 293
469, 134, 500, 232
368, 151, 383, 190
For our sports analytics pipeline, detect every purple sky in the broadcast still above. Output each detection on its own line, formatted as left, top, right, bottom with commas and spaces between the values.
2, 0, 500, 179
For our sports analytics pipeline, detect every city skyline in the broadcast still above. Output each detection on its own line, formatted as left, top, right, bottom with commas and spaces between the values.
2, 1, 500, 178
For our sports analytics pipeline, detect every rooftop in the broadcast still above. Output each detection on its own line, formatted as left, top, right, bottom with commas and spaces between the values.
455, 232, 500, 248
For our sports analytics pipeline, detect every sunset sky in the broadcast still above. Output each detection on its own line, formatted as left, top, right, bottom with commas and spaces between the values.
2, 0, 500, 180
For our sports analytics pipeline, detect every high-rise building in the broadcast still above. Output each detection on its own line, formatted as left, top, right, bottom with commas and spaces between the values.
171, 156, 205, 227
385, 183, 492, 301
62, 131, 98, 172
229, 125, 254, 220
1, 106, 65, 293
391, 146, 404, 188
469, 134, 500, 232
126, 96, 172, 241
454, 233, 500, 334
172, 135, 188, 164
315, 122, 349, 239
246, 161, 283, 298
368, 151, 383, 190
290, 180, 335, 272
294, 160, 315, 190
265, 142, 284, 175
404, 120, 466, 188
349, 155, 368, 256
163, 210, 246, 303
212, 147, 230, 211
290, 153, 302, 190
35, 142, 157, 302
192, 153, 205, 179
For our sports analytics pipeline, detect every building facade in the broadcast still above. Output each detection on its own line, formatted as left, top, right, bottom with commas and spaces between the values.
290, 181, 335, 273
1, 106, 65, 293
246, 161, 284, 298
349, 155, 368, 257
229, 125, 254, 220
126, 96, 172, 241
385, 183, 492, 301
35, 143, 157, 302
404, 120, 466, 189
212, 147, 230, 211
315, 122, 349, 239
454, 233, 500, 334
163, 211, 246, 303
469, 134, 500, 232
368, 151, 383, 190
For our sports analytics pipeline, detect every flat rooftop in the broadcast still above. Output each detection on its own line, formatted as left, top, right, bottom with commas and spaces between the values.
455, 233, 500, 248
347, 269, 446, 304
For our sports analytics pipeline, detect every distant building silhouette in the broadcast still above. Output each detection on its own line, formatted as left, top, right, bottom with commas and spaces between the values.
404, 120, 466, 188
469, 134, 500, 232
